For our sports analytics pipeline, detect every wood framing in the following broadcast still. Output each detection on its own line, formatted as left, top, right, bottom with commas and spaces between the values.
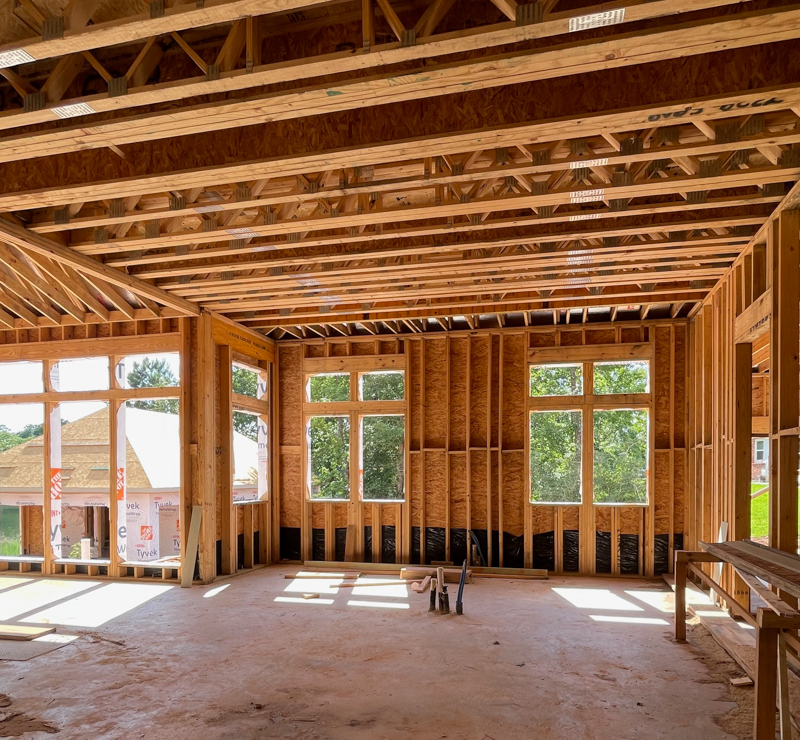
276, 322, 686, 574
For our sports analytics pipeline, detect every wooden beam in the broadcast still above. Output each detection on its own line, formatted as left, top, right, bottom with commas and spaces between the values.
0, 218, 199, 315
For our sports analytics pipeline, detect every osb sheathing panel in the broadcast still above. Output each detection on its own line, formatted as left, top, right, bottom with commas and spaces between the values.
562, 506, 580, 531
491, 450, 499, 531
531, 504, 555, 534
490, 336, 500, 448
410, 452, 422, 528
502, 451, 525, 536
278, 345, 302, 447
280, 454, 302, 529
330, 343, 348, 356
311, 502, 325, 529
529, 332, 556, 348
351, 342, 375, 356
674, 326, 687, 449
382, 505, 397, 526
501, 334, 525, 451
423, 339, 448, 449
753, 376, 767, 418
674, 450, 686, 534
654, 326, 672, 450
595, 506, 611, 532
621, 327, 645, 343
306, 345, 325, 358
450, 453, 467, 529
334, 503, 348, 528
236, 504, 244, 535
424, 450, 447, 528
408, 341, 422, 450
561, 331, 582, 346
449, 338, 468, 451
619, 506, 642, 535
470, 450, 488, 529
379, 340, 399, 355
469, 337, 489, 448
586, 329, 616, 345
654, 449, 672, 535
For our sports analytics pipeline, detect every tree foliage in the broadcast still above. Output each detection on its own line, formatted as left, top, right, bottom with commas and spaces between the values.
362, 416, 404, 500
309, 416, 350, 499
233, 367, 260, 440
593, 409, 648, 504
126, 357, 179, 414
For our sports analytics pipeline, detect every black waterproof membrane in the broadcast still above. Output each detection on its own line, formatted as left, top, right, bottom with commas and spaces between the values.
237, 533, 245, 569
619, 533, 639, 575
450, 528, 468, 565
363, 526, 373, 563
311, 528, 325, 561
216, 539, 223, 575
279, 527, 301, 561
654, 533, 670, 575
532, 531, 555, 572
411, 526, 421, 564
381, 525, 396, 563
595, 531, 612, 573
425, 526, 446, 564
335, 527, 347, 562
562, 530, 579, 572
503, 533, 524, 569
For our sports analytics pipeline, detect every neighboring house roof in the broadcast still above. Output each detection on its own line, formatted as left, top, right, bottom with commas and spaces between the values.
0, 407, 258, 493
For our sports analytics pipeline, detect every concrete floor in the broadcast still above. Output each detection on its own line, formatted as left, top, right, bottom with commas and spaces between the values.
0, 567, 742, 739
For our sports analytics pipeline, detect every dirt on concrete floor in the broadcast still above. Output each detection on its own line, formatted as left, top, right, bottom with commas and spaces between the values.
0, 569, 753, 740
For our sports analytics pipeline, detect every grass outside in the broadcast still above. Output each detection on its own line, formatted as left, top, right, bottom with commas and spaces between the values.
0, 504, 21, 556
750, 483, 800, 538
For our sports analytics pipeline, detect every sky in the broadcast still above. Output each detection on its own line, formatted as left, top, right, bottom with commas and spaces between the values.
0, 353, 180, 433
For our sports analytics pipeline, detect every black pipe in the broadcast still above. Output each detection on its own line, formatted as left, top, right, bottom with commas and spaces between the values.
456, 559, 467, 615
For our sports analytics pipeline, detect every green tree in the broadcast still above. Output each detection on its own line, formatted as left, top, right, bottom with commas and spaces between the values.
362, 416, 404, 500
309, 416, 350, 499
360, 372, 404, 401
0, 425, 24, 452
233, 367, 259, 440
127, 357, 179, 414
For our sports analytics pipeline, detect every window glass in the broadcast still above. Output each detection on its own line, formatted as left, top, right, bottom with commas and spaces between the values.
53, 357, 109, 392
361, 416, 404, 500
309, 416, 350, 499
530, 364, 583, 397
360, 371, 404, 401
117, 353, 180, 390
0, 361, 43, 394
58, 401, 111, 559
232, 364, 259, 399
529, 410, 582, 503
593, 409, 648, 504
308, 373, 350, 402
593, 361, 649, 395
124, 399, 181, 563
0, 403, 45, 557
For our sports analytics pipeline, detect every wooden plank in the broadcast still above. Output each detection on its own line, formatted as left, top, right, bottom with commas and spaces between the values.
0, 624, 56, 640
209, 311, 275, 363
180, 505, 203, 588
733, 289, 771, 343
528, 343, 651, 363
0, 220, 199, 315
2, 6, 798, 164
303, 355, 406, 373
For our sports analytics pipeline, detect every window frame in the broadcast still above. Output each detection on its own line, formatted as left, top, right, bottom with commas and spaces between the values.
304, 368, 406, 504
527, 352, 652, 508
0, 348, 182, 567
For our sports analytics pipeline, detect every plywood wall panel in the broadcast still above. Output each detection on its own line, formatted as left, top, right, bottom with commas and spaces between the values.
424, 450, 447, 528
449, 338, 468, 451
470, 449, 488, 529
502, 334, 525, 451
423, 339, 448, 449
469, 337, 489, 448
502, 451, 525, 537
653, 326, 672, 450
278, 345, 302, 447
450, 454, 467, 529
